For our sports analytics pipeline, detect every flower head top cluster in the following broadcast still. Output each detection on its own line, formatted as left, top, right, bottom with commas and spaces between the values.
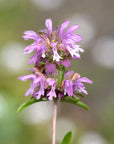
23, 19, 83, 67
19, 19, 92, 101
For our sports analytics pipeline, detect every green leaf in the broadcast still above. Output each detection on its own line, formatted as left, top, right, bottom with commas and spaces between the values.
61, 131, 72, 144
61, 96, 80, 104
57, 65, 65, 86
17, 98, 48, 113
76, 101, 89, 110
60, 96, 89, 110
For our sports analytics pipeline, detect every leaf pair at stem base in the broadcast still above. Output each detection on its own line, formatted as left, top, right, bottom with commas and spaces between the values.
17, 95, 89, 113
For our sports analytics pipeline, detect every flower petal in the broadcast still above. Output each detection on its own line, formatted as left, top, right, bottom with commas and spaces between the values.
52, 42, 62, 62
65, 25, 79, 36
76, 77, 93, 84
23, 30, 39, 41
64, 71, 74, 79
45, 19, 52, 33
18, 74, 36, 81
64, 80, 73, 96
46, 61, 56, 74
61, 58, 71, 68
59, 20, 70, 40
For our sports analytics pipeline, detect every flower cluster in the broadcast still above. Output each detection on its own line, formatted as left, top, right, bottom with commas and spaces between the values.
19, 18, 92, 101
23, 19, 83, 67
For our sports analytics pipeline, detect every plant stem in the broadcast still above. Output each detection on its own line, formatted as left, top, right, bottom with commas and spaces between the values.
52, 100, 57, 144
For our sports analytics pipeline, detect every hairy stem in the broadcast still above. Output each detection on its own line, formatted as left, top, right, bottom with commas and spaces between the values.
52, 100, 57, 144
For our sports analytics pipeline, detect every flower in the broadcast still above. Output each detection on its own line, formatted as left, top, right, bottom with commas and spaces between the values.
64, 80, 73, 96
57, 58, 71, 68
18, 74, 37, 96
18, 18, 92, 102
73, 77, 92, 95
46, 78, 56, 100
18, 74, 46, 99
33, 76, 46, 100
46, 61, 56, 75
18, 68, 92, 100
23, 18, 83, 66
18, 71, 57, 100
62, 71, 92, 97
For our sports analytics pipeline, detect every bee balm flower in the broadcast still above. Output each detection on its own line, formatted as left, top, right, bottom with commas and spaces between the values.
23, 18, 83, 67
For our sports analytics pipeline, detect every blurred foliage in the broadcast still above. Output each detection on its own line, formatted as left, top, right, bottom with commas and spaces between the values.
0, 0, 114, 144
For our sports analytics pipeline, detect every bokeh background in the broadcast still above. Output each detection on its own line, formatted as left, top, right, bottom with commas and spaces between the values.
0, 0, 114, 144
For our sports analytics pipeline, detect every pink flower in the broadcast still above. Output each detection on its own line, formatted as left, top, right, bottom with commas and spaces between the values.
22, 18, 83, 66
63, 71, 92, 97
46, 78, 56, 100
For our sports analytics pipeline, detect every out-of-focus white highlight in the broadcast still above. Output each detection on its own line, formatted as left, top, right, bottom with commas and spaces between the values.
78, 132, 107, 144
1, 42, 27, 73
21, 102, 53, 124
91, 36, 114, 69
31, 0, 65, 11
69, 14, 96, 47
56, 118, 76, 142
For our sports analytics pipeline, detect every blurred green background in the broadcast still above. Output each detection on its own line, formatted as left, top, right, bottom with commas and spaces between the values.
0, 0, 114, 144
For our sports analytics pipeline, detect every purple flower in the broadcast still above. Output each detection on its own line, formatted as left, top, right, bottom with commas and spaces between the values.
23, 31, 42, 54
62, 71, 92, 97
58, 21, 84, 59
51, 42, 62, 62
64, 80, 73, 96
73, 77, 92, 95
45, 18, 52, 36
18, 74, 46, 99
18, 74, 37, 96
23, 30, 48, 64
64, 70, 74, 80
23, 31, 40, 41
33, 76, 45, 99
46, 78, 56, 100
22, 18, 83, 66
57, 58, 71, 68
46, 61, 56, 75
18, 74, 58, 100
59, 20, 70, 41
19, 18, 92, 102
